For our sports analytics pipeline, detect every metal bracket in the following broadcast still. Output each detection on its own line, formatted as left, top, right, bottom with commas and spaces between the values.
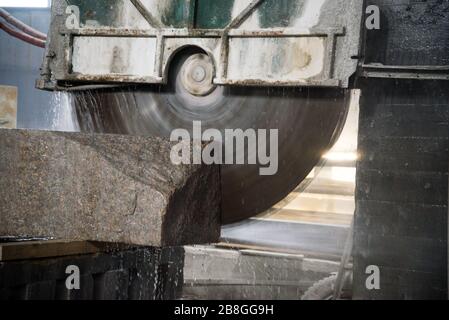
219, 0, 265, 80
217, 27, 345, 87
48, 0, 356, 89
130, 0, 164, 29
226, 0, 265, 30
361, 64, 449, 81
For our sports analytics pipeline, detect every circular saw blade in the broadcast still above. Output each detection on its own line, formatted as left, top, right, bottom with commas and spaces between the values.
72, 54, 350, 224
73, 86, 350, 224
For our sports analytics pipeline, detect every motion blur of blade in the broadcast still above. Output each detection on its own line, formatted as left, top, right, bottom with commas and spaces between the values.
72, 51, 350, 224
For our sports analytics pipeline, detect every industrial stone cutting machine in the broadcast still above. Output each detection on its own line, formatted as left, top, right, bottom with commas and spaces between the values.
2, 0, 449, 301
37, 0, 364, 224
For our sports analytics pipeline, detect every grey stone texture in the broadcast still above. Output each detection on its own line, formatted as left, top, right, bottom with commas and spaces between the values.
0, 129, 221, 246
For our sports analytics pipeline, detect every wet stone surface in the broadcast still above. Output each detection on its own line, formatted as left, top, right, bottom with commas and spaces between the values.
0, 129, 221, 246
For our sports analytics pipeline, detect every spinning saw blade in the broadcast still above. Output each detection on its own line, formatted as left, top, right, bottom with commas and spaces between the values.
73, 50, 350, 224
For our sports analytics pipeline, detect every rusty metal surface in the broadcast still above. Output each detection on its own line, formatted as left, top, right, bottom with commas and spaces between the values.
361, 64, 449, 81
38, 0, 363, 90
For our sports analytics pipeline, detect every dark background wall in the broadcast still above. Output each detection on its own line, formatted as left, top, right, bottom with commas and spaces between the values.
364, 0, 449, 66
354, 0, 449, 299
354, 79, 449, 299
0, 7, 52, 129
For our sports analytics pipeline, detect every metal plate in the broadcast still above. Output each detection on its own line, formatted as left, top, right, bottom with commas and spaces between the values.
39, 0, 363, 90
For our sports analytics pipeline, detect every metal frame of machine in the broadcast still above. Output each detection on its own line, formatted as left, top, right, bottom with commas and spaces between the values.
38, 0, 364, 90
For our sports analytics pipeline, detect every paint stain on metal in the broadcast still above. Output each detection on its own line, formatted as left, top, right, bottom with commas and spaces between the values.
111, 46, 126, 74
292, 43, 312, 69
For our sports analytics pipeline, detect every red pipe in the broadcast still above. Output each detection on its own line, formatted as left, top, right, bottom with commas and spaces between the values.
0, 20, 46, 48
0, 8, 47, 40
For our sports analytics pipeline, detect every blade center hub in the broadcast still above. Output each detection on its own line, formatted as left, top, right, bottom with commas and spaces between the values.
192, 66, 207, 82
180, 53, 216, 97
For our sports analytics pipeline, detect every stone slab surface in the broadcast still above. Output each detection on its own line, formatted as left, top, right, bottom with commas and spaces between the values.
0, 129, 221, 246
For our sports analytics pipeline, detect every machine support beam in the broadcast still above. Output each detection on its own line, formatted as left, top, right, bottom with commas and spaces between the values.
361, 64, 449, 81
219, 0, 265, 79
130, 0, 164, 29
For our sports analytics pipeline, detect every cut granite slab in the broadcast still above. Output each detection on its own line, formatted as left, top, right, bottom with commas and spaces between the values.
0, 129, 221, 246
0, 86, 17, 129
